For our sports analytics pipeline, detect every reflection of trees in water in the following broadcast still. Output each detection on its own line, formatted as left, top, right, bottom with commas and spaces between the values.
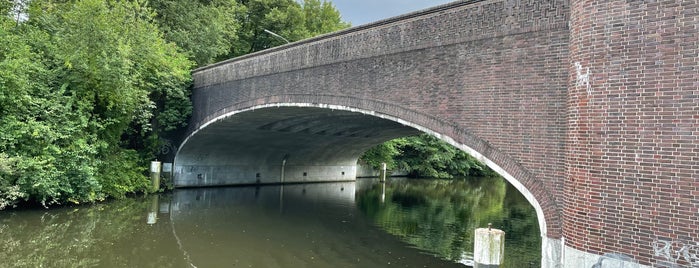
1, 181, 540, 267
356, 177, 541, 267
0, 196, 181, 268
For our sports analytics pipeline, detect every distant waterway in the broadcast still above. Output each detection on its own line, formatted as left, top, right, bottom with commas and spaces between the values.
0, 177, 539, 267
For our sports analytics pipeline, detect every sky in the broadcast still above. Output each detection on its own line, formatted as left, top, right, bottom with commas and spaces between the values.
330, 0, 456, 26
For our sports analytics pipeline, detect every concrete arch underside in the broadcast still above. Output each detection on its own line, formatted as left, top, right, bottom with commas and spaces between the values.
175, 96, 564, 266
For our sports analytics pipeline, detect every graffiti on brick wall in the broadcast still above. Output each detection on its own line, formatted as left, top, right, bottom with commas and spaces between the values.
652, 240, 699, 266
159, 139, 175, 155
574, 62, 591, 95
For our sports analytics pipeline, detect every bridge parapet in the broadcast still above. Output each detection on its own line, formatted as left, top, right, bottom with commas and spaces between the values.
193, 0, 569, 89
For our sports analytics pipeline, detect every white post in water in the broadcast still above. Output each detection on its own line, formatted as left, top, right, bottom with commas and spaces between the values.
474, 223, 505, 267
150, 161, 161, 192
379, 162, 387, 182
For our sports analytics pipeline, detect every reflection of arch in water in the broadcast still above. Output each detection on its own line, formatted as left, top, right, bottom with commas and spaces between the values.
175, 101, 563, 267
169, 211, 197, 268
167, 182, 365, 267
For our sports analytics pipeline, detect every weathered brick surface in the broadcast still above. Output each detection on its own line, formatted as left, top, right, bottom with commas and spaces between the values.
188, 0, 697, 265
567, 0, 698, 265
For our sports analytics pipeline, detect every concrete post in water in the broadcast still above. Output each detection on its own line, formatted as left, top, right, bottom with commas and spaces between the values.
150, 161, 161, 192
474, 223, 504, 267
379, 162, 387, 182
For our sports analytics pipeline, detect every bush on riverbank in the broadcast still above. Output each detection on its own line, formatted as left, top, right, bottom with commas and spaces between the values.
0, 0, 192, 208
359, 134, 495, 179
0, 0, 349, 209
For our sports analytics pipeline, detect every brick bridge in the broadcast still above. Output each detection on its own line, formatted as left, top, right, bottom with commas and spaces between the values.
174, 0, 698, 267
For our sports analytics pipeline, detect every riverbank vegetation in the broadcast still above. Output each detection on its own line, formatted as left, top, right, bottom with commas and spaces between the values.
0, 0, 349, 209
359, 134, 495, 179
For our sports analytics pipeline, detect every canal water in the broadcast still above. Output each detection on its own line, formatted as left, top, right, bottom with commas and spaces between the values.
0, 177, 540, 267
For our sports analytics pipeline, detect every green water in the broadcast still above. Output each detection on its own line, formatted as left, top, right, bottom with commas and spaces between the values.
356, 177, 541, 267
0, 177, 539, 267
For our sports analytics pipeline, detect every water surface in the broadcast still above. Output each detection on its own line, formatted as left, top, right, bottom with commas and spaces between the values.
0, 177, 539, 267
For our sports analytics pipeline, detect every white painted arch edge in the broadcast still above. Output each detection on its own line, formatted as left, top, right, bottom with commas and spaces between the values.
178, 102, 550, 235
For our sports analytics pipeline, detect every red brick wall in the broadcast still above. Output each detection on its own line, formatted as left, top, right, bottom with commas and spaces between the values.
567, 0, 698, 265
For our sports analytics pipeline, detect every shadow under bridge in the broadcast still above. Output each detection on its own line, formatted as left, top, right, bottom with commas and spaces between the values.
174, 106, 419, 187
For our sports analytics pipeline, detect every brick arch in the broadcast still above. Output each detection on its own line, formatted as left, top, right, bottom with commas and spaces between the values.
183, 1, 571, 265
181, 93, 562, 239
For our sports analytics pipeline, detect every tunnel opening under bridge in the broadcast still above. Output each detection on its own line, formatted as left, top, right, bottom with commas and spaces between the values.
173, 103, 561, 268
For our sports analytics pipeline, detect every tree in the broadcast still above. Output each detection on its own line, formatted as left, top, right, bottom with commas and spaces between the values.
1, 0, 29, 26
0, 0, 192, 207
358, 140, 402, 170
0, 12, 83, 206
359, 134, 493, 179
229, 0, 349, 57
302, 0, 349, 37
147, 0, 349, 64
0, 1, 13, 18
230, 0, 303, 56
32, 0, 193, 198
149, 0, 241, 66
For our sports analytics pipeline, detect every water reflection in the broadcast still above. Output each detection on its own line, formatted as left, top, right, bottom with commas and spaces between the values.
0, 178, 539, 267
167, 183, 463, 267
0, 196, 182, 267
355, 177, 541, 267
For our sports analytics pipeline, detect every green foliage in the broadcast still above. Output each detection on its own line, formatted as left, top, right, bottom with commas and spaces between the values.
34, 0, 193, 141
0, 1, 11, 17
395, 134, 490, 178
149, 0, 241, 66
0, 154, 25, 210
230, 0, 349, 57
358, 140, 401, 170
360, 134, 494, 179
98, 149, 149, 199
302, 0, 350, 36
0, 15, 96, 206
0, 0, 192, 208
150, 0, 350, 61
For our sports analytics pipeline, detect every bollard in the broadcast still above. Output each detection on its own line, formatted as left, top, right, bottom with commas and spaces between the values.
150, 161, 161, 192
379, 162, 387, 182
474, 223, 505, 267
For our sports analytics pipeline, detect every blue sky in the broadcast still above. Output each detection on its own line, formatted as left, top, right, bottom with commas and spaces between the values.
330, 0, 456, 26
